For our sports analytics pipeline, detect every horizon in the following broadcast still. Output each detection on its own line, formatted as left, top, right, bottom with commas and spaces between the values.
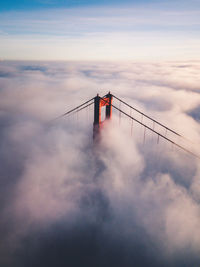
0, 0, 200, 61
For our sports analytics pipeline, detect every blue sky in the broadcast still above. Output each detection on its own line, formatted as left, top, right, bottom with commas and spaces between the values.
0, 0, 200, 60
0, 0, 163, 11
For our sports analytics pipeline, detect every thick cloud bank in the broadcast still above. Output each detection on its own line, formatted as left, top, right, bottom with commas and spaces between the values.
0, 60, 200, 267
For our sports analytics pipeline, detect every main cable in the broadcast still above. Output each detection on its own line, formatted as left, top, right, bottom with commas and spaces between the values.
112, 103, 200, 160
51, 97, 94, 122
112, 94, 182, 138
75, 101, 94, 114
99, 95, 200, 160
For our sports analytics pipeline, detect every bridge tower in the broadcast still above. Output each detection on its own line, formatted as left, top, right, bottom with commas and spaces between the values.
93, 92, 113, 140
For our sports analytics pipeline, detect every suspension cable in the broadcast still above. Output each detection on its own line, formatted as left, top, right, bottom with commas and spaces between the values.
75, 101, 94, 114
99, 95, 200, 159
111, 103, 200, 160
51, 97, 94, 121
112, 94, 182, 138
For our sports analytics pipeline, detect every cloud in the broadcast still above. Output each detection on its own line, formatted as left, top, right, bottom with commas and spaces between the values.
0, 60, 200, 266
19, 65, 48, 72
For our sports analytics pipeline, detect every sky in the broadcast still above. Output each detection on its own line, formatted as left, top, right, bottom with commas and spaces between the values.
0, 0, 200, 60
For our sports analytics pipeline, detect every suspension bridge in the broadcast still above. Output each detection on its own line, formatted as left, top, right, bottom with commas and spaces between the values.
53, 92, 200, 160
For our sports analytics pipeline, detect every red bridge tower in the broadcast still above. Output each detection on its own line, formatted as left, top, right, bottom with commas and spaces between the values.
93, 92, 113, 140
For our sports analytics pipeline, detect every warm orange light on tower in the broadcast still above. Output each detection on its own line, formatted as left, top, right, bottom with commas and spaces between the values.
93, 92, 113, 140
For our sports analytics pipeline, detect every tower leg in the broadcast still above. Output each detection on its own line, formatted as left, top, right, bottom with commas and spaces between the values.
93, 94, 100, 140
93, 92, 113, 141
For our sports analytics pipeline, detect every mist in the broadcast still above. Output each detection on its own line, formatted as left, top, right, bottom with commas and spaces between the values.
0, 60, 200, 266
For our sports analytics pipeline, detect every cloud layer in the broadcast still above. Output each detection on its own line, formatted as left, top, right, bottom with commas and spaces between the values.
0, 60, 200, 266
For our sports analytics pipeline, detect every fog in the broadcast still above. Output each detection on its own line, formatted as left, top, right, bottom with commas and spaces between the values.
0, 60, 200, 266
